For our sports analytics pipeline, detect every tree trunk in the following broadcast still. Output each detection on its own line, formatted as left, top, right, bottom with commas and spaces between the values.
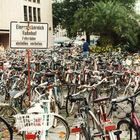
86, 32, 90, 45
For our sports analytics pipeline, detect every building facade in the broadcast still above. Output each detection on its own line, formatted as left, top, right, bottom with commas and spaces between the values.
0, 0, 53, 49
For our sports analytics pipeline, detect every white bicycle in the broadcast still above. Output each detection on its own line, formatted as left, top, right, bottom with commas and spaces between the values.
14, 82, 70, 140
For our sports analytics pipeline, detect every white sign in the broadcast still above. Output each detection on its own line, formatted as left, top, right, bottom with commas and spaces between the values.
10, 21, 48, 49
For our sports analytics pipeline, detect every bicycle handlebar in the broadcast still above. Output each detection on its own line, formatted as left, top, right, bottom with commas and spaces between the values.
39, 81, 48, 87
78, 77, 107, 89
111, 89, 140, 104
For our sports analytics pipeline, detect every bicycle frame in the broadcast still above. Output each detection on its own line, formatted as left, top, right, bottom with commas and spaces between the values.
128, 97, 140, 128
94, 101, 118, 140
72, 96, 118, 140
131, 112, 140, 127
26, 86, 68, 140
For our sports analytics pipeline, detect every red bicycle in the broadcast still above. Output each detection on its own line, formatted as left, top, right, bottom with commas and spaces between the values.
110, 89, 140, 140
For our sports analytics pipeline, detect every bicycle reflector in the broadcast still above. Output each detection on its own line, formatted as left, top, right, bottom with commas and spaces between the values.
58, 131, 66, 138
71, 127, 81, 133
104, 124, 116, 132
25, 133, 36, 140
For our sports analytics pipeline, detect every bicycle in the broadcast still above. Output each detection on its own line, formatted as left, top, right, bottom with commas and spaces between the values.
109, 89, 140, 140
14, 84, 70, 140
69, 87, 121, 140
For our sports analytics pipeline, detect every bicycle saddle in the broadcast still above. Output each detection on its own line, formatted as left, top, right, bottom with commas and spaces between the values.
94, 96, 110, 103
9, 89, 26, 98
68, 95, 85, 102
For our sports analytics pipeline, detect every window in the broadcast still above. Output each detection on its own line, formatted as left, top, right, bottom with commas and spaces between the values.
37, 0, 40, 3
28, 0, 31, 1
24, 6, 28, 21
33, 7, 37, 22
29, 6, 32, 21
33, 0, 36, 2
37, 8, 41, 22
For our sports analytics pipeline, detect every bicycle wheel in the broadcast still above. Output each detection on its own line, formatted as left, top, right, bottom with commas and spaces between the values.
21, 115, 70, 140
47, 115, 70, 140
135, 95, 140, 114
0, 105, 18, 126
53, 86, 65, 109
66, 97, 75, 116
66, 85, 80, 116
88, 111, 104, 140
117, 120, 138, 140
111, 101, 131, 119
76, 109, 99, 140
0, 116, 13, 140
79, 126, 90, 140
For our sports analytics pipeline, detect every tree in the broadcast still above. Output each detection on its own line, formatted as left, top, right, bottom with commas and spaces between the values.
98, 0, 137, 9
53, 0, 95, 38
52, 0, 139, 46
52, 1, 64, 30
74, 1, 140, 46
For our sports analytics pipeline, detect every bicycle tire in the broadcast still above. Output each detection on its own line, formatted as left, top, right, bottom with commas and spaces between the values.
0, 105, 18, 126
88, 111, 105, 140
53, 86, 65, 109
79, 110, 100, 140
0, 116, 13, 140
21, 115, 70, 140
65, 85, 77, 116
66, 96, 75, 116
80, 125, 90, 140
48, 115, 70, 140
117, 119, 138, 140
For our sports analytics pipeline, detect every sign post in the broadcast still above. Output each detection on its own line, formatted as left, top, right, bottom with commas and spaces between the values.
10, 21, 48, 49
27, 49, 31, 102
10, 21, 48, 103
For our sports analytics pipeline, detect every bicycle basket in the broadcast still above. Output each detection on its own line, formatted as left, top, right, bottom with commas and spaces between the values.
14, 113, 54, 132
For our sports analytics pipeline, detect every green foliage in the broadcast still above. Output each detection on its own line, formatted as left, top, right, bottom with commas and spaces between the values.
74, 1, 140, 46
99, 0, 136, 9
52, 0, 140, 51
52, 2, 64, 29
73, 8, 93, 32
53, 0, 95, 37
90, 45, 121, 53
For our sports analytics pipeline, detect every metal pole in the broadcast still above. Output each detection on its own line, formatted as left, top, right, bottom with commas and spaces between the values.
27, 49, 31, 103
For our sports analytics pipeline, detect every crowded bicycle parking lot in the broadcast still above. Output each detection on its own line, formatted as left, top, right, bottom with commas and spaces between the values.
0, 0, 140, 139
0, 45, 140, 140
